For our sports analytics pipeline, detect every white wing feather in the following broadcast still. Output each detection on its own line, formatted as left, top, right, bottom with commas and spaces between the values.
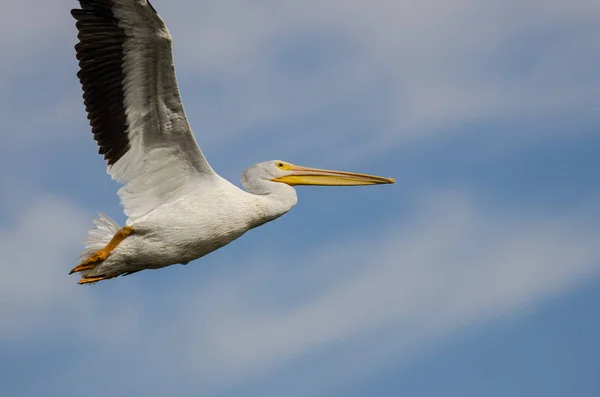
109, 0, 216, 224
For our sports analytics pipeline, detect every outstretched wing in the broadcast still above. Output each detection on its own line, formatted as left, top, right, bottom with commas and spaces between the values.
72, 0, 217, 224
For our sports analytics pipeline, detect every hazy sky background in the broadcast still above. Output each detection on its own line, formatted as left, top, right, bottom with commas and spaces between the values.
1, 1, 599, 396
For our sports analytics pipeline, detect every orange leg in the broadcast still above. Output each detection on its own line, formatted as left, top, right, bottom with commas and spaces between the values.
69, 226, 134, 274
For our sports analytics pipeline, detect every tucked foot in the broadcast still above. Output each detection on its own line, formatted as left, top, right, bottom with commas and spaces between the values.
69, 251, 109, 274
69, 226, 134, 275
78, 270, 141, 284
78, 275, 116, 285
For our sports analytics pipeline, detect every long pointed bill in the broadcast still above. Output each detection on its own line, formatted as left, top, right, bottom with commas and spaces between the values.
272, 165, 395, 186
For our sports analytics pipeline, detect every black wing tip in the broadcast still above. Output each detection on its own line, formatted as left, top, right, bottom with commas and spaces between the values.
71, 0, 130, 168
147, 0, 158, 14
71, 0, 115, 16
72, 1, 158, 18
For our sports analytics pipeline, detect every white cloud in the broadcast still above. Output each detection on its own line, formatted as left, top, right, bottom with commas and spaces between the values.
1, 0, 598, 165
0, 197, 85, 337
0, 1, 74, 86
7, 192, 596, 396
174, 193, 600, 384
0, 197, 139, 343
162, 0, 600, 157
1, 2, 598, 395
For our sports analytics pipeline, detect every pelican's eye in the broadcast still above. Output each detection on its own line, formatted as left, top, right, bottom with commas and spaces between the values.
276, 162, 293, 171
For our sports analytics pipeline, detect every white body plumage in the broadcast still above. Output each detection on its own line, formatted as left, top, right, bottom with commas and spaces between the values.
81, 165, 298, 278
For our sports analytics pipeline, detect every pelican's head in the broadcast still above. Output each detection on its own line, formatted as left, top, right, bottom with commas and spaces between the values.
266, 160, 395, 186
241, 160, 394, 219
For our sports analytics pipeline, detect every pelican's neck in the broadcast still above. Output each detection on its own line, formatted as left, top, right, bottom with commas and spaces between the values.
242, 178, 298, 228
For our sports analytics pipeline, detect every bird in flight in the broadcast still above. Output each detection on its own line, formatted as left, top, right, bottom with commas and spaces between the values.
69, 0, 394, 284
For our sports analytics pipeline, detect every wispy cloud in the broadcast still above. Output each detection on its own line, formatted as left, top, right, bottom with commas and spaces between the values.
3, 192, 597, 396
160, 0, 600, 158
172, 193, 600, 386
2, 0, 598, 164
1, 2, 598, 396
0, 197, 88, 338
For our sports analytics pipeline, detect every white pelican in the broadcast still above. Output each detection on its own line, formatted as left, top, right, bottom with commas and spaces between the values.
69, 0, 394, 284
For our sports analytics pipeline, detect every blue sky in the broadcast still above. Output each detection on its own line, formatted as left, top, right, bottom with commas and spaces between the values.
1, 0, 599, 396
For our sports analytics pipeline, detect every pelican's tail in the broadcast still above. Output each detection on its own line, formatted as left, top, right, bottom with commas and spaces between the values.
79, 213, 122, 263
69, 213, 131, 283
